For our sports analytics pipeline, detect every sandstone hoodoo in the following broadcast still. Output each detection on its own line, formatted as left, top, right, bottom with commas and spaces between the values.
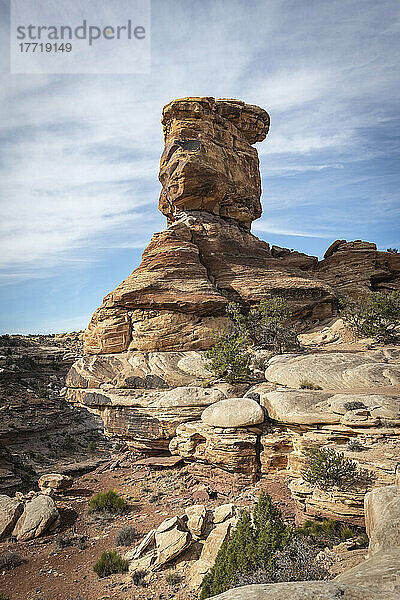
82, 96, 338, 356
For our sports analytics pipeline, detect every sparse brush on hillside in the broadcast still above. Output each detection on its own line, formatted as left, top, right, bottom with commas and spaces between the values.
205, 298, 300, 381
341, 290, 400, 343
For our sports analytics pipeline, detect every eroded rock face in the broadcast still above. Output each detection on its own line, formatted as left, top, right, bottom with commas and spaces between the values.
364, 485, 400, 556
0, 495, 23, 540
169, 420, 260, 478
317, 239, 400, 299
159, 97, 269, 228
81, 97, 339, 356
201, 397, 265, 428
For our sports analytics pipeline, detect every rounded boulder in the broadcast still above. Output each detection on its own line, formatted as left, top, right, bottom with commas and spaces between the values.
201, 397, 264, 428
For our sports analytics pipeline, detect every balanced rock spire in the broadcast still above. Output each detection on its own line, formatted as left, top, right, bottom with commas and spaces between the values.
83, 97, 337, 354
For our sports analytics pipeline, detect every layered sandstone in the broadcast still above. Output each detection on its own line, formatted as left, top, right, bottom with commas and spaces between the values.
317, 239, 400, 299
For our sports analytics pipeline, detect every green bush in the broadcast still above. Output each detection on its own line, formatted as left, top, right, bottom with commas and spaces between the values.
341, 291, 400, 343
200, 492, 292, 599
88, 441, 97, 452
295, 518, 364, 548
205, 298, 300, 381
88, 490, 127, 515
93, 550, 128, 577
302, 447, 368, 490
204, 330, 251, 383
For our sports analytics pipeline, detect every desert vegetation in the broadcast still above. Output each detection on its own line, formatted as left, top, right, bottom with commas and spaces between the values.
205, 298, 300, 382
88, 490, 127, 516
302, 447, 371, 490
93, 549, 129, 578
341, 290, 400, 343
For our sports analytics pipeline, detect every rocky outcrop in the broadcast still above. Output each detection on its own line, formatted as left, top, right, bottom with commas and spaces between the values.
170, 421, 260, 479
317, 239, 400, 299
38, 473, 72, 495
250, 381, 400, 524
0, 333, 109, 495
159, 97, 270, 228
364, 485, 400, 555
201, 397, 265, 428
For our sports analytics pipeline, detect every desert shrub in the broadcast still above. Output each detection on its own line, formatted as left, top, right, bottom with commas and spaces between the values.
205, 298, 300, 381
0, 551, 24, 571
295, 518, 363, 548
204, 329, 251, 383
341, 291, 400, 343
115, 525, 139, 546
200, 492, 292, 599
302, 447, 369, 490
132, 569, 147, 586
93, 550, 128, 578
299, 380, 322, 390
88, 490, 127, 515
232, 537, 330, 586
346, 439, 365, 452
0, 594, 10, 600
55, 534, 87, 551
227, 298, 300, 354
88, 441, 96, 452
166, 572, 184, 586
149, 491, 166, 504
387, 248, 398, 253
343, 401, 367, 411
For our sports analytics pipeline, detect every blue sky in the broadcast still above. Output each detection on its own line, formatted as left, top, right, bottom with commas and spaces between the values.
1, 0, 399, 333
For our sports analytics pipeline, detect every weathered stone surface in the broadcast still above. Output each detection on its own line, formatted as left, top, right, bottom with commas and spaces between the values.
154, 515, 192, 566
259, 389, 400, 426
66, 383, 230, 451
38, 473, 72, 493
185, 504, 207, 538
208, 579, 399, 600
289, 479, 367, 527
265, 351, 400, 390
159, 97, 269, 228
364, 485, 400, 555
317, 239, 400, 299
213, 503, 235, 524
335, 547, 400, 597
13, 494, 59, 541
66, 351, 211, 389
0, 495, 23, 540
80, 97, 338, 356
201, 397, 264, 428
170, 421, 259, 478
189, 518, 235, 588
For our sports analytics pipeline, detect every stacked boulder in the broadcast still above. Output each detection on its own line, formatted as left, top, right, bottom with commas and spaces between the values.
0, 491, 59, 542
124, 502, 239, 588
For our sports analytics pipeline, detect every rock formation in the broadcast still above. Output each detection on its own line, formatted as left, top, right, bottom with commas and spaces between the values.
83, 96, 338, 356
65, 98, 400, 524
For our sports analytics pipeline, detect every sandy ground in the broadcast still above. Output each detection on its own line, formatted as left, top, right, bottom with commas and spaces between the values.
0, 460, 296, 600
